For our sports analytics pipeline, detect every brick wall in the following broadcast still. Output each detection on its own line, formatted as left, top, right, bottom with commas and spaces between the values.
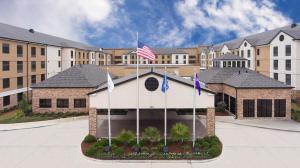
32, 88, 94, 113
206, 108, 215, 136
89, 108, 97, 137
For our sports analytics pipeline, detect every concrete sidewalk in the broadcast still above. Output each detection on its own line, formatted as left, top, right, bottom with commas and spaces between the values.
0, 116, 88, 131
216, 116, 300, 132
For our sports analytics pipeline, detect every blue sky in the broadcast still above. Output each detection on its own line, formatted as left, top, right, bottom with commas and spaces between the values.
0, 0, 299, 48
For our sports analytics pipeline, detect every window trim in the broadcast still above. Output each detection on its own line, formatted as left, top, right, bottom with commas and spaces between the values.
39, 99, 52, 108
56, 99, 69, 108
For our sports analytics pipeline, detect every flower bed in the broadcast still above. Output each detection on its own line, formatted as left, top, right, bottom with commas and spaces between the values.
82, 136, 222, 160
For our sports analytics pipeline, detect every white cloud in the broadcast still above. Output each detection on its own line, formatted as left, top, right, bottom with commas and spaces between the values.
175, 0, 292, 37
0, 0, 124, 43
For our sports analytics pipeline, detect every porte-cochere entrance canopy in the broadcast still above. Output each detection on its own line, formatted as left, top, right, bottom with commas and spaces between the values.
88, 69, 215, 109
88, 69, 216, 140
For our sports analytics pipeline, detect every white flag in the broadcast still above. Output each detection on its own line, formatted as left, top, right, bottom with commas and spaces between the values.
107, 72, 114, 92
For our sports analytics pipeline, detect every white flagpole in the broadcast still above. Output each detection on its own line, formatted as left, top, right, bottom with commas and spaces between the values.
136, 32, 140, 144
164, 66, 167, 146
193, 72, 196, 147
107, 67, 111, 146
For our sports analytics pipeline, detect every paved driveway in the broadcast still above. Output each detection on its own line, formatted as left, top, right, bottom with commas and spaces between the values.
0, 119, 300, 168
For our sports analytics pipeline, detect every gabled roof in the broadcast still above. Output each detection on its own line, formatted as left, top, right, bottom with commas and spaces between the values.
0, 22, 99, 51
213, 53, 247, 61
88, 69, 215, 95
199, 68, 293, 89
214, 23, 300, 49
31, 64, 113, 88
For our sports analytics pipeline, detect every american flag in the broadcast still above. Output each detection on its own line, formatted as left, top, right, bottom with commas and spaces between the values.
137, 41, 156, 61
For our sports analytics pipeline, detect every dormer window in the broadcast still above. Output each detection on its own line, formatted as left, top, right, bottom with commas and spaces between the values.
244, 42, 247, 47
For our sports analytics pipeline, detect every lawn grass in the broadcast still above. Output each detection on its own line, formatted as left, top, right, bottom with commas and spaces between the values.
0, 109, 87, 124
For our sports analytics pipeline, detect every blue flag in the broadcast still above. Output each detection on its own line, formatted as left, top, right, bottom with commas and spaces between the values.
161, 73, 169, 93
195, 73, 201, 95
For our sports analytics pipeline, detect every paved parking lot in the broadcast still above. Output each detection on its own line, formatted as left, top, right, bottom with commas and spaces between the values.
0, 119, 300, 168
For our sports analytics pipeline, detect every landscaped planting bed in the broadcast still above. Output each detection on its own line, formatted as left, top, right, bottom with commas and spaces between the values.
82, 123, 222, 160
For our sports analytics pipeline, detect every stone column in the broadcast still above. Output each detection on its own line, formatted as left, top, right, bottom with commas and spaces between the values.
286, 94, 292, 120
206, 108, 215, 136
89, 108, 97, 137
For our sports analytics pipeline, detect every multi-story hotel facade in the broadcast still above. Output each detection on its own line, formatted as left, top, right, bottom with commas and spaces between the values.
0, 23, 112, 112
201, 23, 300, 100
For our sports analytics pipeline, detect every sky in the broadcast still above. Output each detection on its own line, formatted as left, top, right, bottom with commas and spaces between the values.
0, 0, 299, 48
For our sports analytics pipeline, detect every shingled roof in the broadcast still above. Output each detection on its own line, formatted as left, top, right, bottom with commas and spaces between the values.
31, 64, 112, 88
0, 22, 99, 51
213, 53, 247, 61
215, 23, 300, 49
199, 68, 293, 89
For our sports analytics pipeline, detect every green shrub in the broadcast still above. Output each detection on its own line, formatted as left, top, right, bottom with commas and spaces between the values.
111, 138, 122, 146
216, 102, 226, 112
85, 144, 98, 157
15, 110, 25, 119
95, 138, 108, 147
142, 127, 161, 143
182, 144, 191, 152
113, 147, 124, 157
19, 95, 31, 116
150, 147, 159, 153
83, 134, 97, 143
141, 146, 150, 153
208, 145, 221, 157
117, 130, 135, 145
170, 123, 190, 143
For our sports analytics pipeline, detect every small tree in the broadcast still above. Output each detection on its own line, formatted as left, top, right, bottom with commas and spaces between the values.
19, 95, 31, 116
170, 123, 190, 143
216, 102, 226, 112
142, 127, 160, 145
117, 129, 135, 146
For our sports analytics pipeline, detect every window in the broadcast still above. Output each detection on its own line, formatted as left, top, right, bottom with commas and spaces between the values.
279, 35, 284, 41
247, 60, 251, 68
286, 45, 291, 56
257, 99, 272, 117
244, 42, 247, 47
273, 46, 278, 56
243, 100, 255, 117
41, 61, 45, 69
275, 99, 286, 117
241, 50, 244, 57
17, 93, 23, 102
71, 61, 74, 67
74, 99, 86, 108
17, 45, 23, 57
71, 51, 74, 58
3, 61, 10, 71
31, 47, 36, 57
223, 61, 226, 67
256, 49, 260, 55
230, 96, 236, 114
2, 43, 9, 54
17, 61, 23, 73
286, 74, 291, 85
3, 78, 10, 89
58, 50, 61, 56
274, 73, 278, 80
247, 50, 250, 57
237, 61, 241, 67
41, 74, 45, 81
31, 75, 36, 84
257, 60, 260, 67
286, 60, 291, 71
3, 96, 10, 106
31, 61, 36, 72
273, 60, 278, 70
39, 99, 51, 108
176, 55, 178, 59
58, 61, 61, 68
57, 99, 69, 108
41, 48, 45, 56
224, 94, 229, 110
17, 77, 23, 88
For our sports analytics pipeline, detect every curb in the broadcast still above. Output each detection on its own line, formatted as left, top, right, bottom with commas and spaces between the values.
217, 120, 300, 133
0, 116, 88, 131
